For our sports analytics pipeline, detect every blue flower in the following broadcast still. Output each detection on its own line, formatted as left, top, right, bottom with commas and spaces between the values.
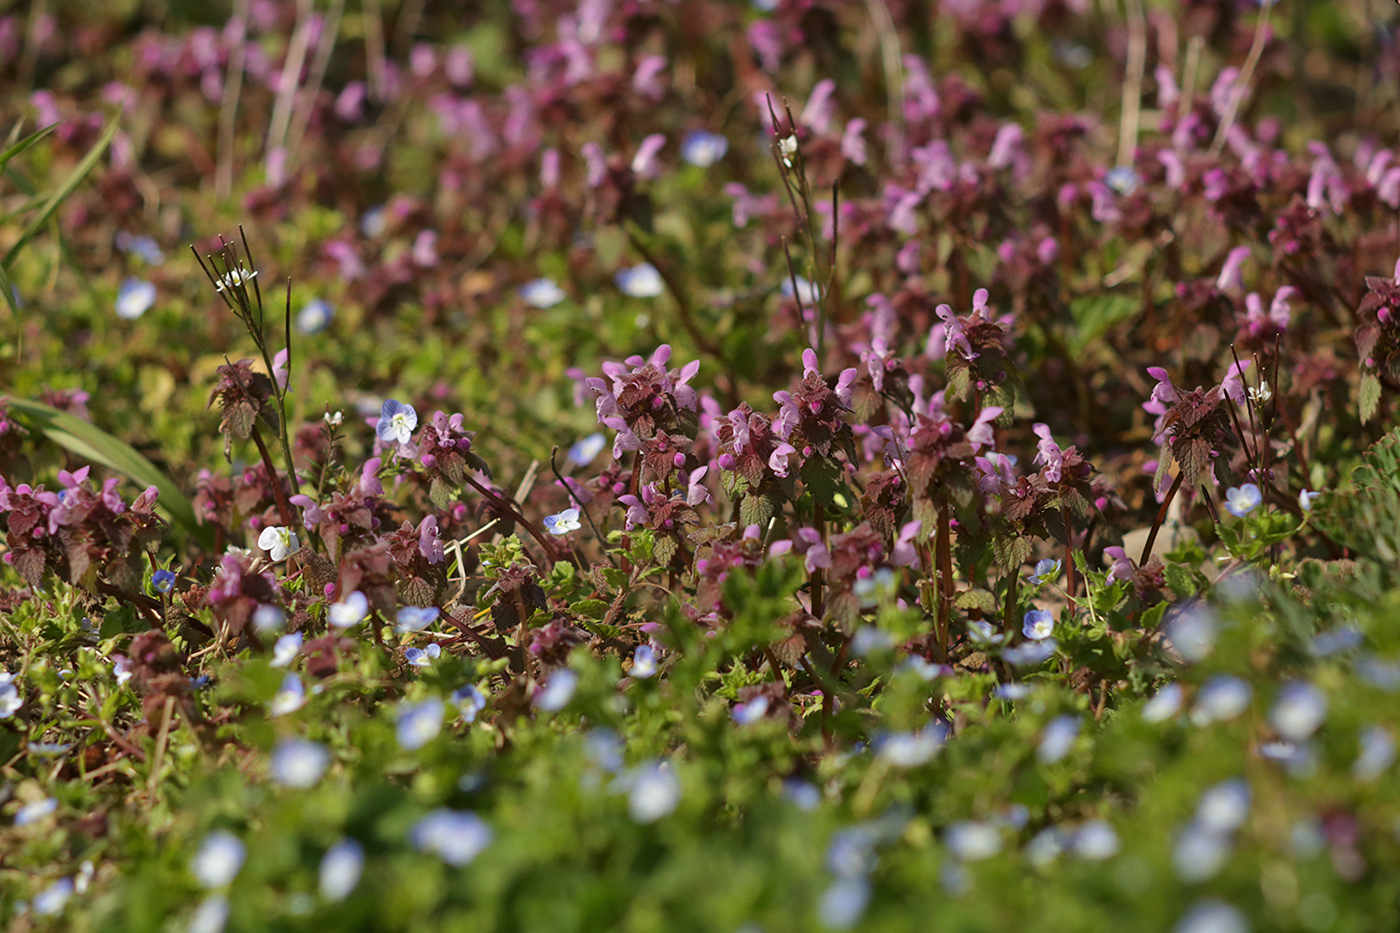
116, 278, 157, 320
543, 508, 582, 535
396, 605, 439, 633
533, 670, 578, 711
1037, 714, 1080, 764
412, 809, 492, 865
1224, 482, 1262, 517
817, 877, 871, 929
1027, 558, 1061, 585
1353, 726, 1396, 781
269, 673, 306, 716
732, 695, 770, 724
252, 605, 285, 634
1269, 681, 1327, 740
680, 130, 729, 167
1141, 683, 1184, 723
270, 632, 303, 668
1298, 488, 1322, 512
519, 278, 566, 309
151, 569, 176, 594
1071, 820, 1120, 860
329, 590, 369, 629
15, 797, 57, 825
114, 231, 166, 265
396, 697, 445, 750
1022, 609, 1054, 640
1190, 675, 1252, 726
405, 643, 442, 667
614, 263, 664, 298
375, 399, 418, 447
945, 821, 1002, 860
1003, 638, 1057, 667
192, 831, 245, 888
270, 738, 329, 788
630, 644, 658, 678
451, 684, 488, 723
319, 839, 364, 902
1104, 166, 1141, 196
1173, 901, 1249, 933
296, 299, 334, 334
568, 433, 607, 466
626, 762, 681, 823
32, 877, 74, 917
968, 619, 1007, 646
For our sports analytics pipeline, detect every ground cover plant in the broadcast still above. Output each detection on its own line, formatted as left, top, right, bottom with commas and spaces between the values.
4, 0, 1400, 930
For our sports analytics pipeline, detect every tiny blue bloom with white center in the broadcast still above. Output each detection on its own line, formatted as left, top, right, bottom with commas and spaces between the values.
405, 643, 441, 667
568, 433, 607, 466
32, 877, 74, 917
876, 728, 944, 767
967, 619, 1006, 646
1173, 900, 1249, 933
116, 278, 157, 320
1022, 609, 1054, 640
1298, 489, 1322, 512
1190, 675, 1252, 726
534, 669, 578, 711
296, 299, 334, 334
1353, 725, 1396, 781
1224, 482, 1262, 517
1072, 820, 1120, 860
1104, 166, 1141, 196
329, 590, 369, 628
192, 831, 245, 888
614, 263, 664, 298
1165, 601, 1218, 662
15, 797, 58, 825
270, 737, 329, 788
396, 696, 445, 750
732, 695, 770, 724
452, 684, 488, 723
270, 632, 303, 668
396, 605, 439, 633
252, 604, 285, 634
519, 278, 566, 308
584, 729, 625, 773
543, 508, 582, 535
945, 821, 1002, 861
319, 839, 364, 902
1028, 558, 1061, 585
1196, 778, 1251, 832
627, 762, 681, 823
269, 673, 306, 716
412, 809, 492, 865
151, 569, 176, 594
995, 682, 1031, 701
1038, 714, 1080, 764
1142, 682, 1184, 723
1003, 638, 1057, 667
680, 130, 729, 167
1173, 822, 1232, 883
1269, 681, 1327, 740
375, 399, 418, 446
782, 779, 821, 811
818, 877, 871, 929
630, 643, 658, 678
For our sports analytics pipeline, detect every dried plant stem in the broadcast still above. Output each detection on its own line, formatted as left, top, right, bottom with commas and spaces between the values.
1061, 506, 1078, 617
216, 0, 250, 201
285, 0, 346, 163
1210, 2, 1272, 156
461, 473, 551, 562
1116, 0, 1147, 168
266, 0, 315, 160
935, 502, 954, 658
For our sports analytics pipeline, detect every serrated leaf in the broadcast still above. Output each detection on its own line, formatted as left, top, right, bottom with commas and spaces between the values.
4, 395, 211, 550
1360, 372, 1381, 424
653, 534, 679, 567
429, 477, 456, 509
572, 598, 612, 621
955, 588, 996, 611
739, 493, 775, 529
800, 456, 847, 511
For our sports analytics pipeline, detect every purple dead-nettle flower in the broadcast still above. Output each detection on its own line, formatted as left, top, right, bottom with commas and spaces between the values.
544, 507, 582, 535
933, 302, 976, 360
396, 696, 445, 750
1219, 359, 1252, 406
116, 277, 157, 320
966, 406, 1002, 451
270, 632, 302, 668
630, 644, 658, 679
1353, 725, 1396, 781
1190, 675, 1252, 726
568, 432, 607, 466
1038, 715, 1080, 764
684, 466, 712, 506
1216, 246, 1252, 291
519, 277, 566, 309
418, 515, 445, 564
319, 839, 364, 902
15, 797, 58, 825
405, 644, 441, 667
257, 525, 299, 561
412, 809, 492, 866
627, 762, 682, 823
296, 299, 333, 334
1244, 286, 1296, 338
534, 669, 578, 711
1142, 683, 1184, 723
452, 684, 488, 723
271, 349, 290, 391
329, 591, 369, 629
681, 129, 728, 167
269, 673, 306, 716
615, 263, 664, 298
1270, 682, 1327, 740
1022, 609, 1055, 640
630, 133, 667, 179
1032, 423, 1065, 482
396, 605, 439, 633
270, 738, 329, 788
375, 399, 418, 449
193, 831, 246, 888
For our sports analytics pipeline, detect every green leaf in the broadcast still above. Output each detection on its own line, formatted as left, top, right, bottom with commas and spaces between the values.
1360, 372, 1381, 424
1068, 292, 1138, 355
4, 395, 212, 550
0, 122, 56, 172
2, 111, 120, 270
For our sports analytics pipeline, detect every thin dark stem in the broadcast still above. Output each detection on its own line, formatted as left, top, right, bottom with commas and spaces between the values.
250, 426, 295, 529
935, 502, 954, 659
1140, 470, 1186, 566
811, 501, 825, 619
549, 446, 618, 569
461, 473, 552, 563
1060, 505, 1077, 618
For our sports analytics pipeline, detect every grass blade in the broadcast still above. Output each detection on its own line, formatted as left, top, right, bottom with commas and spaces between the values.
0, 122, 56, 171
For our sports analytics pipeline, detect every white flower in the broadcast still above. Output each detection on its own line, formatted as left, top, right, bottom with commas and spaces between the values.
319, 840, 364, 902
1298, 489, 1322, 512
257, 526, 299, 562
270, 632, 302, 668
630, 644, 658, 679
187, 895, 230, 933
214, 265, 258, 292
268, 673, 306, 716
519, 278, 566, 308
945, 821, 1001, 861
192, 831, 245, 888
627, 762, 681, 823
270, 738, 329, 788
779, 134, 798, 166
116, 278, 157, 320
323, 409, 344, 427
329, 591, 369, 628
